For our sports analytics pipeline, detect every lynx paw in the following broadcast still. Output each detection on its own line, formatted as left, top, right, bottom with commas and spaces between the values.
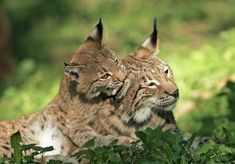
117, 136, 134, 145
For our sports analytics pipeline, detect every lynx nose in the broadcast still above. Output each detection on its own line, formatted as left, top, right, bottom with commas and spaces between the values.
171, 89, 179, 98
165, 89, 179, 98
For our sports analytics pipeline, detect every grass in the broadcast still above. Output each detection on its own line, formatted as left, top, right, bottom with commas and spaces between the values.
2, 127, 235, 163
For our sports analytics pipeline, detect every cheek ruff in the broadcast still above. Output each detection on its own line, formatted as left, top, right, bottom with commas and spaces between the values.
133, 107, 152, 123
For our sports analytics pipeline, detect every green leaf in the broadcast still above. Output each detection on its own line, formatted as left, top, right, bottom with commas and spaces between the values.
110, 139, 118, 146
113, 144, 126, 152
135, 131, 147, 142
22, 144, 37, 151
10, 131, 23, 164
48, 159, 63, 164
23, 155, 34, 162
41, 146, 54, 153
32, 146, 44, 151
83, 138, 95, 148
196, 140, 215, 156
71, 149, 88, 158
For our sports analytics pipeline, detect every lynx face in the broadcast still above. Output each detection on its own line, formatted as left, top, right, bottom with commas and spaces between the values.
122, 57, 178, 124
64, 20, 126, 100
139, 60, 178, 112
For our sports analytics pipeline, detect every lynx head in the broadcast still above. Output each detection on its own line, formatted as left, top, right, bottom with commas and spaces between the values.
120, 19, 179, 124
64, 19, 126, 100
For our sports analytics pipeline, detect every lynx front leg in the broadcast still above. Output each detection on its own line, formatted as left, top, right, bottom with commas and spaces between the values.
68, 124, 133, 147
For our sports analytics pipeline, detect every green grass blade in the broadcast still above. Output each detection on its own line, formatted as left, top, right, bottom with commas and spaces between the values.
10, 131, 23, 164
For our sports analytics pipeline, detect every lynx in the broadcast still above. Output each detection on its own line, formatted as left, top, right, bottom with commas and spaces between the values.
0, 20, 131, 158
92, 20, 179, 139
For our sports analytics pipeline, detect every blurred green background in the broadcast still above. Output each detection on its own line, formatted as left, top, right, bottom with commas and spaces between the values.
0, 0, 235, 136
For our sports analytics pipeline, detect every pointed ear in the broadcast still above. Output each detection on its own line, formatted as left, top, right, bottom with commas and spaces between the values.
64, 65, 83, 81
135, 18, 158, 59
85, 18, 103, 46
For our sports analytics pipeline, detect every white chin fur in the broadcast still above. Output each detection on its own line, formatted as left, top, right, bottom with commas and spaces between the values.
133, 107, 151, 123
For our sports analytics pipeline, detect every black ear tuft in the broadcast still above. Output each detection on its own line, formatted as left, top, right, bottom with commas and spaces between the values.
140, 18, 158, 50
150, 18, 158, 48
87, 18, 103, 42
96, 18, 103, 39
135, 18, 159, 59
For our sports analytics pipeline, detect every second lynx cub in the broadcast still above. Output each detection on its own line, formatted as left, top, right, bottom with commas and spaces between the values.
0, 20, 130, 157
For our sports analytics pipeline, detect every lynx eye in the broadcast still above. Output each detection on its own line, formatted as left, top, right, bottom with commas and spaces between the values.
164, 66, 171, 78
100, 72, 112, 80
148, 82, 156, 86
146, 80, 160, 88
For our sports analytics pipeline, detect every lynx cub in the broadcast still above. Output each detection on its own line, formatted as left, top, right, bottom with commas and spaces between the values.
92, 20, 179, 139
0, 20, 130, 158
